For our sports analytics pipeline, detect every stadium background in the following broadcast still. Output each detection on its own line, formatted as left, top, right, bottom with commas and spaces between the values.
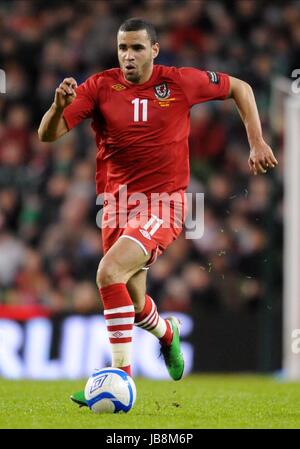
0, 0, 293, 377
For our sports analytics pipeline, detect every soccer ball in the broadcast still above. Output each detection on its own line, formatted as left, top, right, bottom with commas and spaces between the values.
84, 367, 136, 414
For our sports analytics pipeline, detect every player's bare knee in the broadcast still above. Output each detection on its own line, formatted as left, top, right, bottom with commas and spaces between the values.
96, 258, 127, 288
96, 263, 118, 288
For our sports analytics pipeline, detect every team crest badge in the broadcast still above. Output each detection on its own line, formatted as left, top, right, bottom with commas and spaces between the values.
154, 82, 170, 100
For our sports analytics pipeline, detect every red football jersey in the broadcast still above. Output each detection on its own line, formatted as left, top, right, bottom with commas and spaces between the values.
63, 65, 230, 196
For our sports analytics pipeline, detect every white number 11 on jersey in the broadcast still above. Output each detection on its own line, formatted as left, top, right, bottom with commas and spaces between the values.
132, 98, 148, 122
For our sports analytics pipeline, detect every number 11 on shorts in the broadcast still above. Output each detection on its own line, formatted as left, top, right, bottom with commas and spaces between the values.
143, 214, 164, 236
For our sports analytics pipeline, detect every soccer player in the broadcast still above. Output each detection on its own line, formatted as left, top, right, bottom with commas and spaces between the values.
38, 18, 278, 406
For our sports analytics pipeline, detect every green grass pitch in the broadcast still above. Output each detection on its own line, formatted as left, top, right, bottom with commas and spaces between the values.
0, 374, 300, 429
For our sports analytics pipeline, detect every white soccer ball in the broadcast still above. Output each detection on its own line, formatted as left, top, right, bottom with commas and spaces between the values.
84, 367, 136, 414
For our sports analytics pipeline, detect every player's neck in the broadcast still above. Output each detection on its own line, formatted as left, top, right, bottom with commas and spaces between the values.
125, 64, 154, 85
138, 64, 154, 84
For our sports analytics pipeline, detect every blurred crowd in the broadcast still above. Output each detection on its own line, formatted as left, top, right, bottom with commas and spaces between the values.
0, 0, 291, 315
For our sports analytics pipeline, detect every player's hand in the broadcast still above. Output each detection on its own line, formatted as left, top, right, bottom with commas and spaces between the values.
248, 141, 278, 175
54, 77, 78, 110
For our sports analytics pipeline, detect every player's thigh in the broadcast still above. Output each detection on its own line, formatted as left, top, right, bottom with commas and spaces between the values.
100, 235, 151, 279
127, 269, 147, 310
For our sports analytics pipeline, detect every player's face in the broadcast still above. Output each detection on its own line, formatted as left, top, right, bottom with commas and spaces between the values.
117, 30, 159, 84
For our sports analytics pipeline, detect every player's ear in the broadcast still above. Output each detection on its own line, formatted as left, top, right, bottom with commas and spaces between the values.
152, 43, 160, 60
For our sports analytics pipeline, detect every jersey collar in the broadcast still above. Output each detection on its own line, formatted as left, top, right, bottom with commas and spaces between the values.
120, 65, 159, 88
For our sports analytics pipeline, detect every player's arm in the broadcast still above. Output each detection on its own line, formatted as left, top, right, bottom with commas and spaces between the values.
228, 76, 278, 175
38, 77, 77, 142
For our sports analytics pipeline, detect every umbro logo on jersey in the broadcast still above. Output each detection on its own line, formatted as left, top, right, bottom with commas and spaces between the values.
154, 82, 170, 100
139, 229, 152, 240
207, 71, 220, 84
112, 84, 126, 91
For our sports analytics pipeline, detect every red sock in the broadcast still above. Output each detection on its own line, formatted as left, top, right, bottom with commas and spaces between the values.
100, 283, 135, 375
119, 365, 131, 376
135, 294, 173, 346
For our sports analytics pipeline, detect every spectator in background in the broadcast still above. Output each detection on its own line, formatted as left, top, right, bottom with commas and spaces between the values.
189, 104, 227, 162
0, 214, 25, 288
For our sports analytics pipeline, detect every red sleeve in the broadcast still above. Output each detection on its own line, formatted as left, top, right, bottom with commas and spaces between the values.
63, 74, 101, 130
178, 67, 230, 107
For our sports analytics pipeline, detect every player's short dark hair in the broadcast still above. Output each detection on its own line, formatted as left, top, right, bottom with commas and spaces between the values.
118, 18, 158, 45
